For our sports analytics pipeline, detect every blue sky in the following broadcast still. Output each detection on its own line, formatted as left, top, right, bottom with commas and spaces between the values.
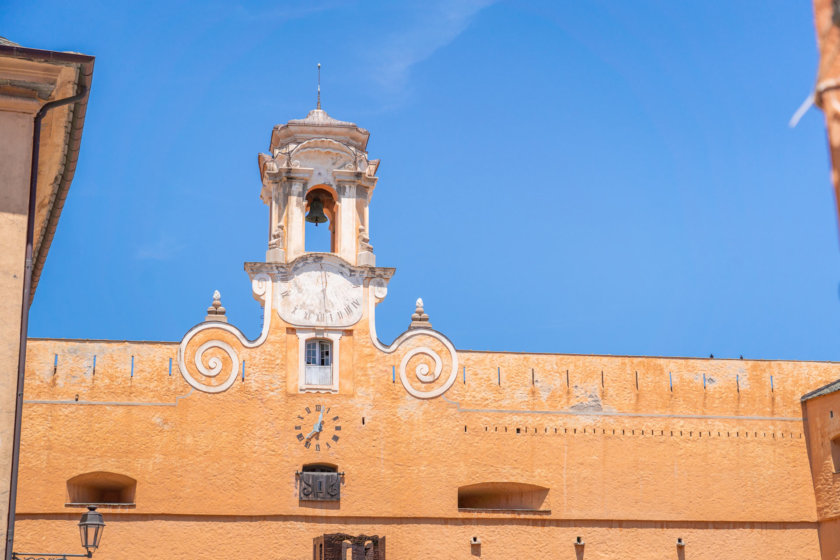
5, 1, 840, 360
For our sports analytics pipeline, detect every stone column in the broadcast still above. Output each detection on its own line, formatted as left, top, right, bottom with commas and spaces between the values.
266, 180, 287, 263
356, 187, 375, 266
337, 183, 357, 264
287, 181, 306, 261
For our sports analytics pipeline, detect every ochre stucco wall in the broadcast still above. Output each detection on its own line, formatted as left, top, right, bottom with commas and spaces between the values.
11, 516, 824, 560
13, 295, 840, 560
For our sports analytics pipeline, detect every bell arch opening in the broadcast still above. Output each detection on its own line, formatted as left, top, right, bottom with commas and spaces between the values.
305, 186, 337, 253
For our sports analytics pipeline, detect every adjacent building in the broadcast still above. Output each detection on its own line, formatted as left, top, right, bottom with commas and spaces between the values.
0, 39, 93, 560
804, 3, 840, 558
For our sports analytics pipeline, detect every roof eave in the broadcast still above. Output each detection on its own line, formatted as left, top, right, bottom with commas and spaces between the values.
0, 45, 96, 303
801, 378, 840, 402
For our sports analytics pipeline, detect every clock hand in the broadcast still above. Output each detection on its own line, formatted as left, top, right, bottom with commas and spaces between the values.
305, 429, 317, 440
317, 409, 324, 431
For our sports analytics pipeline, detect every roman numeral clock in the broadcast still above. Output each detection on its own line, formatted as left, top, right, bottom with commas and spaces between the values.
295, 404, 341, 452
275, 259, 364, 328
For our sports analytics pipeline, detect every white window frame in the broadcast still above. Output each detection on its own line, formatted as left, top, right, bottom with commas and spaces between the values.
304, 339, 332, 386
296, 330, 342, 393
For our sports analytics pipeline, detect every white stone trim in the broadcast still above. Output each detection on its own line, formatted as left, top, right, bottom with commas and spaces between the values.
178, 274, 272, 393
367, 282, 458, 399
296, 329, 343, 393
401, 347, 442, 383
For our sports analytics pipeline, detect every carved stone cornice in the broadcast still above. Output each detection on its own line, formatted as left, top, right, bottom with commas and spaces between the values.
260, 163, 314, 184
245, 252, 395, 280
333, 168, 377, 190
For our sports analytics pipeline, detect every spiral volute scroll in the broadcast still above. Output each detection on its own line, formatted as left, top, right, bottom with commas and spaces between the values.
366, 283, 459, 399
178, 273, 272, 394
185, 339, 241, 393
395, 333, 458, 399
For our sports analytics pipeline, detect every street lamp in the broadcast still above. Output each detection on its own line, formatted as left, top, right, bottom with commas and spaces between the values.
12, 506, 105, 560
78, 506, 105, 555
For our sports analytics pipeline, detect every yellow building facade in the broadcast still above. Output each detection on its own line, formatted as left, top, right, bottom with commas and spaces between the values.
13, 108, 840, 559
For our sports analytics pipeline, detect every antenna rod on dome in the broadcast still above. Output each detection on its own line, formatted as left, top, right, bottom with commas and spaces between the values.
317, 62, 321, 110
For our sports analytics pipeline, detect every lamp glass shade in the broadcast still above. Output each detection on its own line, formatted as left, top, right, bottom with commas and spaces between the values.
78, 505, 105, 552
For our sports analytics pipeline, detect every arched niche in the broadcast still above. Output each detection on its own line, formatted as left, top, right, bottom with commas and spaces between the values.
457, 481, 549, 511
66, 471, 137, 506
302, 462, 338, 473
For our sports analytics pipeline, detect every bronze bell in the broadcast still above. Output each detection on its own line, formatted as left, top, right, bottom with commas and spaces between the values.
305, 198, 328, 226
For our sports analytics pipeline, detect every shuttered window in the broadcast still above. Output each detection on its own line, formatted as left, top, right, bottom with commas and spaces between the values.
305, 339, 332, 385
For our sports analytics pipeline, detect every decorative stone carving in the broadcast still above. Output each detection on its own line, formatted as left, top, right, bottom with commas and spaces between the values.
357, 224, 376, 266
365, 159, 380, 178
370, 278, 388, 302
277, 146, 293, 168
358, 225, 372, 253
205, 290, 227, 323
269, 224, 285, 249
290, 138, 357, 182
409, 298, 431, 329
178, 275, 272, 394
368, 287, 458, 399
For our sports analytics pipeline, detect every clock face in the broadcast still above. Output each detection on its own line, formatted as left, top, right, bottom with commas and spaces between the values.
275, 260, 364, 327
294, 404, 341, 452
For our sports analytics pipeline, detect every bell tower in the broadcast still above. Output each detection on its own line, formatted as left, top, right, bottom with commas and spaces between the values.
258, 106, 380, 266
182, 103, 457, 400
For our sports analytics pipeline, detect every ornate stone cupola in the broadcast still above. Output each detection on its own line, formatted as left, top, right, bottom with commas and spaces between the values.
257, 107, 380, 266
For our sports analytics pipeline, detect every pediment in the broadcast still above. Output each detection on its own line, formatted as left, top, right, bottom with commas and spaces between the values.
289, 138, 358, 172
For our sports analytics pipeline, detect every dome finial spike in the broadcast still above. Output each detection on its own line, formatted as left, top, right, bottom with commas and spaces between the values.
317, 62, 321, 110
